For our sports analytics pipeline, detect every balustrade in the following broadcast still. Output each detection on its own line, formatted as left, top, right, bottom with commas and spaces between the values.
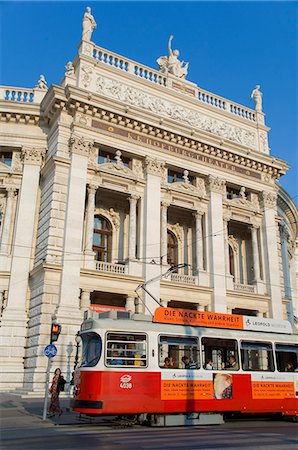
95, 261, 126, 274
170, 273, 196, 285
1, 86, 35, 103
233, 282, 255, 293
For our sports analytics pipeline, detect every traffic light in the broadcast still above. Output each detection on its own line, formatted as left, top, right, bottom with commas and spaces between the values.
50, 323, 61, 343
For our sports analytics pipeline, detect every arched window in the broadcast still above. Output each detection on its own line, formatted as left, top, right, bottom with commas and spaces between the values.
93, 215, 112, 262
167, 231, 178, 268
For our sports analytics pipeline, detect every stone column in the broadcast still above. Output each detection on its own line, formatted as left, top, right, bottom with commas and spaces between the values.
143, 157, 164, 314
160, 202, 169, 265
125, 296, 135, 313
128, 195, 139, 260
57, 136, 94, 320
0, 187, 16, 255
196, 303, 205, 312
84, 184, 97, 269
0, 147, 45, 389
207, 176, 227, 313
250, 225, 261, 282
279, 222, 294, 325
193, 211, 204, 274
261, 191, 283, 319
80, 289, 92, 311
160, 299, 168, 308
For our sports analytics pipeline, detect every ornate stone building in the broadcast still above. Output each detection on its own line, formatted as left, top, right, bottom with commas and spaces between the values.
0, 8, 297, 392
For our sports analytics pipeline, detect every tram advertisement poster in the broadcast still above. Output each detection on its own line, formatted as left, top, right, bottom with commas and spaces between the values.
161, 372, 233, 400
251, 373, 297, 399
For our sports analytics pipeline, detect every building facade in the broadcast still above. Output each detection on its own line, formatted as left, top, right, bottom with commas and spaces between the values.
0, 9, 297, 392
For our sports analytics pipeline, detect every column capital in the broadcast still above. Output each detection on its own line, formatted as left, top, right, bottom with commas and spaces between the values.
69, 135, 94, 157
6, 186, 17, 198
87, 184, 97, 194
206, 175, 226, 195
21, 146, 45, 166
128, 194, 139, 203
143, 156, 165, 177
161, 201, 170, 209
193, 210, 204, 219
261, 190, 277, 209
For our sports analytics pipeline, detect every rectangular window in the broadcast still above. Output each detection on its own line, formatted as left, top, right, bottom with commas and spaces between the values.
241, 341, 274, 371
159, 335, 200, 369
275, 344, 298, 372
105, 332, 147, 367
201, 337, 239, 370
0, 151, 12, 166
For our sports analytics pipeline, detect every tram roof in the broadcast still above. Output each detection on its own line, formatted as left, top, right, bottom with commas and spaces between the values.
81, 310, 297, 342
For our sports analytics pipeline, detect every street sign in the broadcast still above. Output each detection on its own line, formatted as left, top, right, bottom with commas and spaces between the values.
44, 344, 57, 358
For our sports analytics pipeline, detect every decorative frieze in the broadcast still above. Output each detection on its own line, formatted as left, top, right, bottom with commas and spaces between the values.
143, 157, 165, 177
95, 75, 257, 151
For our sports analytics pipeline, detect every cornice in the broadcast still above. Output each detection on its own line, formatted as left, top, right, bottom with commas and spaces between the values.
59, 86, 287, 180
0, 101, 41, 125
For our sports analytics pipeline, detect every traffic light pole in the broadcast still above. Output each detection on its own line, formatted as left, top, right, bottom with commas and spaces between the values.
42, 357, 51, 421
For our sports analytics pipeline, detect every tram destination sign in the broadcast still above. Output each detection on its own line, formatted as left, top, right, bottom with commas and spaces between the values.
153, 307, 292, 334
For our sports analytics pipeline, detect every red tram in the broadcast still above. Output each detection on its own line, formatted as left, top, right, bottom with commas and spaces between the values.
71, 307, 298, 422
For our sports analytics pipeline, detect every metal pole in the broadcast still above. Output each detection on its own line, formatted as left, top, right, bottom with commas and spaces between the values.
42, 357, 51, 420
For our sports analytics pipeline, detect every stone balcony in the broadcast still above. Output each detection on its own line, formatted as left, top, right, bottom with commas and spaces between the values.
95, 261, 127, 275
233, 281, 256, 294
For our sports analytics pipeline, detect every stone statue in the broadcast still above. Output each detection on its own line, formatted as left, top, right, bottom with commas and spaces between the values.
239, 186, 247, 202
82, 6, 97, 41
65, 61, 75, 76
251, 85, 263, 112
157, 35, 189, 79
35, 74, 47, 90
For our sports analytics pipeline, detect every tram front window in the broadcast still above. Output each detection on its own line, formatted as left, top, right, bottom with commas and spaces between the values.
159, 336, 200, 369
80, 332, 102, 367
201, 337, 239, 370
275, 344, 298, 372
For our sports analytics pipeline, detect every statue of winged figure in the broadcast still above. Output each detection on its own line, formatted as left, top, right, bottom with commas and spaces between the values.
157, 35, 189, 79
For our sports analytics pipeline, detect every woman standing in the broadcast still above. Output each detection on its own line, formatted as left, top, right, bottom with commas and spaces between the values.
48, 368, 65, 417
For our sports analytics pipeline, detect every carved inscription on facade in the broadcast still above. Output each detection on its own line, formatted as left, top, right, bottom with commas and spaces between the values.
92, 120, 262, 180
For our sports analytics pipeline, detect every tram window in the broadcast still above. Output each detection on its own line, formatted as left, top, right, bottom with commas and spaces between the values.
241, 341, 274, 371
201, 337, 239, 370
159, 336, 200, 369
80, 332, 102, 367
275, 344, 298, 372
105, 333, 147, 367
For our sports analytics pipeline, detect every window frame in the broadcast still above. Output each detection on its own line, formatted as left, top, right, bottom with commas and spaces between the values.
240, 340, 275, 372
275, 343, 298, 372
201, 336, 240, 371
93, 215, 112, 262
105, 331, 148, 368
158, 334, 200, 370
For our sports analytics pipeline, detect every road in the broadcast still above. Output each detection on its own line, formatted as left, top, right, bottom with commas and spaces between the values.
2, 420, 298, 450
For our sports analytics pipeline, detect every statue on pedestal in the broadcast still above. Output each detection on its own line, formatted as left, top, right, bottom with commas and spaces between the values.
251, 85, 263, 112
82, 6, 97, 42
157, 35, 189, 79
65, 61, 75, 76
35, 74, 47, 90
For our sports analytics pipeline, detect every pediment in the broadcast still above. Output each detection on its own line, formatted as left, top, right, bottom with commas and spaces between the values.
0, 162, 12, 173
97, 162, 136, 179
168, 181, 204, 197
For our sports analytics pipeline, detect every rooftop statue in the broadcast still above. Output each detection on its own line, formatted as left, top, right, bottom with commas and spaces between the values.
82, 6, 97, 42
35, 74, 48, 90
251, 84, 263, 112
157, 35, 189, 79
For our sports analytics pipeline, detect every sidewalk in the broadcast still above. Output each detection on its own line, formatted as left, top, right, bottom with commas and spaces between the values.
0, 392, 111, 429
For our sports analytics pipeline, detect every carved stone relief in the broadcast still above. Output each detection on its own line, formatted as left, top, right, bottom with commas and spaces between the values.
143, 157, 165, 176
228, 235, 239, 254
207, 175, 226, 195
69, 136, 94, 157
131, 159, 144, 178
21, 147, 45, 166
95, 207, 120, 230
95, 75, 257, 150
168, 223, 183, 242
261, 191, 277, 209
12, 152, 23, 172
81, 65, 93, 88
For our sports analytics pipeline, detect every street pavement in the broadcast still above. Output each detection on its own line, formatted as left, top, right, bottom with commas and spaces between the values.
1, 393, 298, 449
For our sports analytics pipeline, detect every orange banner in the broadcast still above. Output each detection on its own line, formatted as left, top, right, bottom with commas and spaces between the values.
161, 380, 213, 400
252, 382, 295, 399
154, 307, 243, 330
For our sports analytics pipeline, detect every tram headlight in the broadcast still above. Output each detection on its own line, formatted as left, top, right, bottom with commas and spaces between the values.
73, 385, 81, 397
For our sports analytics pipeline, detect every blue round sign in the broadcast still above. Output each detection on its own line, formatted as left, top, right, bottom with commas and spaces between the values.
44, 344, 57, 358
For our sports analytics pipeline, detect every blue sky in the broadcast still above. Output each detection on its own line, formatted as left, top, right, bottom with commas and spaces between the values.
1, 1, 297, 202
